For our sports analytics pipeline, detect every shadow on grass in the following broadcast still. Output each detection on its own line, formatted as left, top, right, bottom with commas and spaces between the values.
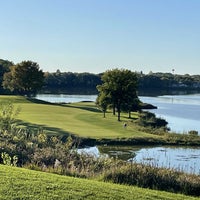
16, 119, 72, 138
122, 116, 138, 120
27, 97, 102, 113
63, 104, 102, 113
50, 102, 102, 113
26, 97, 55, 105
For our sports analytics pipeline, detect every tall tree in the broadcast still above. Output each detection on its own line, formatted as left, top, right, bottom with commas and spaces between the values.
3, 61, 44, 96
97, 68, 138, 121
96, 92, 111, 118
0, 59, 13, 93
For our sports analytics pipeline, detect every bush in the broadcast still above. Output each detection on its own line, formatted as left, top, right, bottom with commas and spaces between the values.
188, 130, 198, 136
0, 101, 20, 132
136, 111, 168, 129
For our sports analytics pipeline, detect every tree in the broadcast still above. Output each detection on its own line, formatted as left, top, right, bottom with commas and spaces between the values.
3, 61, 44, 96
0, 59, 13, 93
96, 92, 111, 118
121, 97, 140, 119
97, 68, 138, 121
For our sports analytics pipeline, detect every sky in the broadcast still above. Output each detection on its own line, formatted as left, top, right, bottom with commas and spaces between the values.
1, 0, 200, 74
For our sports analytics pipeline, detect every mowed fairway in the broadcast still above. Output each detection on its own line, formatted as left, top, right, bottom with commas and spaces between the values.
0, 95, 155, 139
0, 165, 198, 200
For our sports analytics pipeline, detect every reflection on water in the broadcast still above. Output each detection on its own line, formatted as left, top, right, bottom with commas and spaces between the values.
79, 145, 200, 175
132, 146, 200, 174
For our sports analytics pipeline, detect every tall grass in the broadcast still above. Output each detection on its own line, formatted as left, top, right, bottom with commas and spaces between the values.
102, 162, 200, 196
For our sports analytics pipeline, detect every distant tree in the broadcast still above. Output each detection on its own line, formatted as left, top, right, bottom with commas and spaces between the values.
43, 71, 101, 94
97, 68, 138, 121
3, 61, 44, 96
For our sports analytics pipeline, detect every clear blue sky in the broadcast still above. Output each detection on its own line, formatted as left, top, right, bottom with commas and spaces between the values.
1, 0, 200, 74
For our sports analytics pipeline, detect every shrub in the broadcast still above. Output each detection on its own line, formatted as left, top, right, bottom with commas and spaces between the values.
1, 152, 18, 166
136, 111, 168, 129
188, 130, 198, 136
0, 101, 20, 132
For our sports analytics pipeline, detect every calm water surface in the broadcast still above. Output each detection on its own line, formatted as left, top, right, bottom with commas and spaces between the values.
78, 145, 200, 175
140, 94, 200, 133
36, 94, 97, 103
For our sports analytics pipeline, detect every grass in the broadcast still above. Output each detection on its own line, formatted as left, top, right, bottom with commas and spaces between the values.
0, 164, 199, 200
0, 95, 156, 139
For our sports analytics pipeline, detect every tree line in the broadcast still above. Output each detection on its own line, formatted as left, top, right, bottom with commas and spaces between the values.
44, 71, 200, 95
1, 59, 200, 96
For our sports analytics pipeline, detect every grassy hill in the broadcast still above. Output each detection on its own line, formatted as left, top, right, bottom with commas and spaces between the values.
1, 95, 157, 139
0, 165, 198, 200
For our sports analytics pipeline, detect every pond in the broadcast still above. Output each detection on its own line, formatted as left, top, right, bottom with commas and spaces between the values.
78, 145, 200, 175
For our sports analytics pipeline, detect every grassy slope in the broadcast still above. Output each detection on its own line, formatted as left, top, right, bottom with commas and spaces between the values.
1, 95, 158, 139
0, 165, 198, 200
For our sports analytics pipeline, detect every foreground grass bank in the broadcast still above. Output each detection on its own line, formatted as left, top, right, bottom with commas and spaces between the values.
0, 165, 198, 200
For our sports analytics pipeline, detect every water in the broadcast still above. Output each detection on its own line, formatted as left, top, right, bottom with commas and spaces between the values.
139, 94, 200, 133
132, 146, 200, 174
36, 94, 97, 103
79, 145, 200, 175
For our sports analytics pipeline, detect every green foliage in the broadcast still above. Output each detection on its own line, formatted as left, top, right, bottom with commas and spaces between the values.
0, 101, 21, 131
0, 59, 13, 93
1, 152, 12, 166
3, 60, 44, 96
96, 92, 111, 117
2, 58, 200, 95
97, 68, 138, 121
44, 71, 101, 94
138, 72, 200, 92
188, 130, 198, 136
1, 152, 18, 166
136, 111, 168, 129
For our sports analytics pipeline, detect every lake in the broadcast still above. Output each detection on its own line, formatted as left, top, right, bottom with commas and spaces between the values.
140, 94, 200, 134
35, 93, 200, 174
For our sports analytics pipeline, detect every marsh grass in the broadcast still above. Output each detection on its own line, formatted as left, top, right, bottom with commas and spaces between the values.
24, 152, 200, 197
102, 162, 200, 196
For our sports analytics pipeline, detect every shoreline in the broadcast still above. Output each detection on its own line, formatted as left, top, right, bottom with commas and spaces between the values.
77, 133, 200, 147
